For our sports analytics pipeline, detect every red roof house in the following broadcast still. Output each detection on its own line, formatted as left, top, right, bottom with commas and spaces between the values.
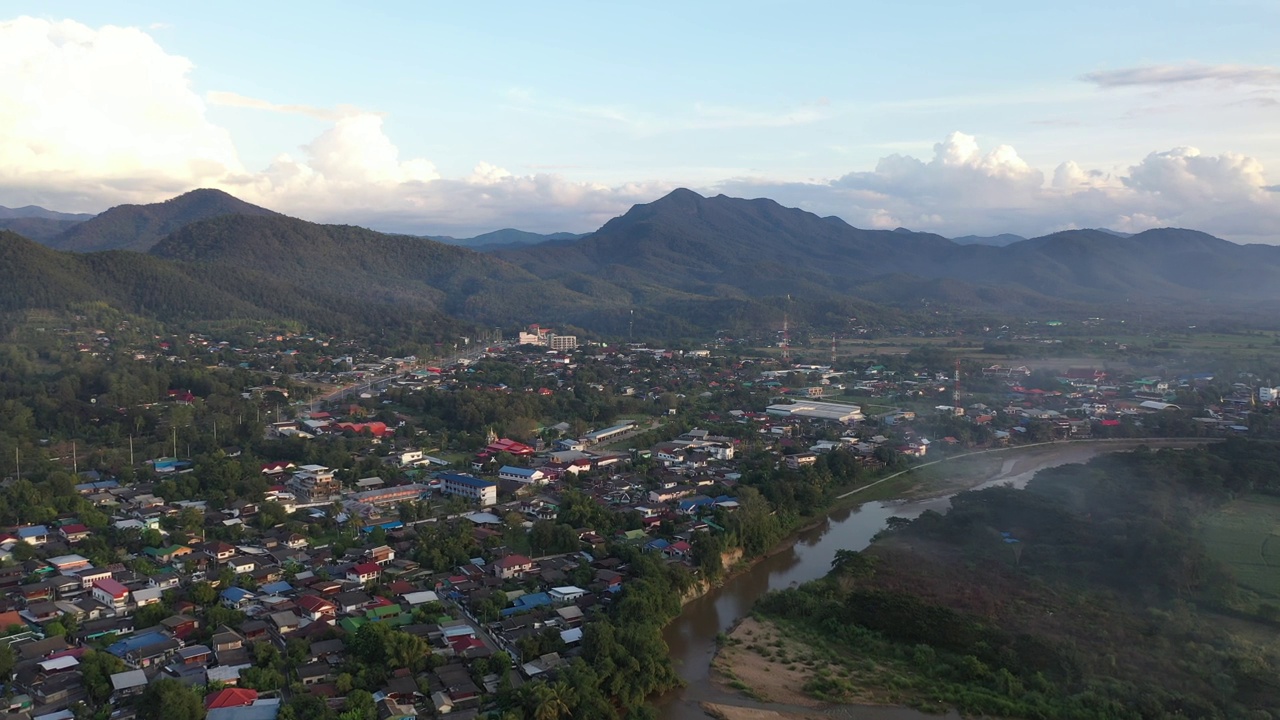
205, 688, 258, 709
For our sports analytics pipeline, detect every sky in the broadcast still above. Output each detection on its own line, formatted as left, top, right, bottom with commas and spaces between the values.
2, 2, 1279, 241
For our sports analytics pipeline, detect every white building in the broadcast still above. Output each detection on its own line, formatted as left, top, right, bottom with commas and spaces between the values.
439, 473, 498, 507
765, 401, 864, 424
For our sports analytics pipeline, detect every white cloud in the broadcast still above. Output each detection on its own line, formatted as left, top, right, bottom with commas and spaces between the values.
1083, 63, 1280, 88
0, 16, 242, 206
0, 17, 1278, 242
717, 133, 1280, 242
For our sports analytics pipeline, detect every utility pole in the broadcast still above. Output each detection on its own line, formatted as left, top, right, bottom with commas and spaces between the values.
14, 448, 18, 481
129, 435, 134, 467
172, 426, 177, 458
72, 441, 77, 475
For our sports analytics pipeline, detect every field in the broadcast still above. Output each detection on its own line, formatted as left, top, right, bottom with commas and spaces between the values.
1201, 494, 1280, 599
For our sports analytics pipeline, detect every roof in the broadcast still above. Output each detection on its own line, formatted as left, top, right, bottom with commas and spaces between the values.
206, 699, 281, 720
110, 668, 148, 691
439, 473, 496, 489
221, 587, 254, 603
494, 554, 532, 569
93, 578, 129, 598
351, 562, 381, 576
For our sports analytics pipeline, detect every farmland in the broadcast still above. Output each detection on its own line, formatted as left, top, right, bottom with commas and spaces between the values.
1201, 494, 1280, 600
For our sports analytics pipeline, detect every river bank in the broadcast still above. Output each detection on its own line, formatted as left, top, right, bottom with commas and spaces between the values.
660, 438, 1216, 720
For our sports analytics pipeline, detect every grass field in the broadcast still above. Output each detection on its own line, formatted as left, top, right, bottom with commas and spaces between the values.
1201, 494, 1280, 599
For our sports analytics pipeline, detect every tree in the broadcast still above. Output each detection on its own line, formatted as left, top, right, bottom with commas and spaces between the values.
138, 678, 204, 720
190, 581, 217, 606
344, 689, 376, 720
80, 649, 126, 703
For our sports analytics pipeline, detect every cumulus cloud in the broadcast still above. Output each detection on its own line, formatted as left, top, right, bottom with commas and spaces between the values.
1083, 63, 1280, 88
1, 17, 1278, 241
0, 16, 242, 206
716, 133, 1280, 242
0, 16, 668, 233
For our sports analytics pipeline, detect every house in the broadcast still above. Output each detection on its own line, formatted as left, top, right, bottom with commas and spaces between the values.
59, 524, 90, 543
221, 587, 255, 609
74, 566, 113, 589
206, 687, 259, 710
295, 595, 336, 623
16, 525, 48, 546
785, 453, 818, 470
226, 556, 257, 574
347, 563, 382, 585
110, 668, 148, 700
91, 578, 130, 610
176, 644, 212, 665
491, 554, 534, 579
547, 586, 586, 603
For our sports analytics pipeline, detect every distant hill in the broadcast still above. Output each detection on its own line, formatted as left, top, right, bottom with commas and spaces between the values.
0, 204, 93, 222
951, 233, 1026, 247
433, 228, 586, 250
0, 203, 93, 242
0, 217, 82, 242
44, 188, 278, 253
497, 188, 1280, 310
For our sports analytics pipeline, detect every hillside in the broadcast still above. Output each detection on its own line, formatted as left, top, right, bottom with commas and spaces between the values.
0, 229, 468, 342
498, 189, 1280, 309
435, 228, 585, 249
951, 233, 1025, 246
45, 188, 278, 253
0, 204, 93, 222
0, 217, 82, 242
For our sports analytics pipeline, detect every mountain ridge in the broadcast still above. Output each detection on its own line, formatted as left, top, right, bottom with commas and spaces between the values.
44, 188, 278, 253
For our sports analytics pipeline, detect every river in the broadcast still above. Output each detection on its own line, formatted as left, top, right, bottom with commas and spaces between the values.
655, 441, 1190, 719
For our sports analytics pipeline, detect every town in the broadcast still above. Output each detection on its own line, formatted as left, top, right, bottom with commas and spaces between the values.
0, 317, 1278, 720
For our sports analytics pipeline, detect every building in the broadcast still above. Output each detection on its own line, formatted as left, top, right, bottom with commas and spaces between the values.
439, 473, 498, 506
498, 466, 546, 485
582, 423, 636, 445
491, 554, 534, 579
92, 578, 131, 610
349, 483, 430, 506
288, 465, 341, 501
765, 401, 863, 424
346, 563, 381, 585
548, 334, 578, 351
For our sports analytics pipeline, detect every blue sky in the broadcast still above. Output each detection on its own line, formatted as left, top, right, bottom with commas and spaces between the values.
2, 2, 1279, 240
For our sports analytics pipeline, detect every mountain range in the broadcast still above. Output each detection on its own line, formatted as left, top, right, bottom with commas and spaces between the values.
1, 188, 1278, 339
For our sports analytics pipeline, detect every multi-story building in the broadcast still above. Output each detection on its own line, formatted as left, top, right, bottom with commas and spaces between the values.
548, 334, 578, 351
439, 473, 498, 507
288, 465, 341, 501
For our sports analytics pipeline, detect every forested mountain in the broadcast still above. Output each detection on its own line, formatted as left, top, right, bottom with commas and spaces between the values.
496, 189, 1280, 308
0, 204, 92, 242
0, 229, 467, 343
0, 217, 82, 242
951, 233, 1025, 246
0, 204, 93, 222
4, 187, 1280, 340
44, 188, 278, 253
434, 228, 585, 249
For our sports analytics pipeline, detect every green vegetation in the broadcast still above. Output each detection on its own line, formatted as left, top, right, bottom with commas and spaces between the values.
1202, 494, 1280, 601
751, 440, 1280, 719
